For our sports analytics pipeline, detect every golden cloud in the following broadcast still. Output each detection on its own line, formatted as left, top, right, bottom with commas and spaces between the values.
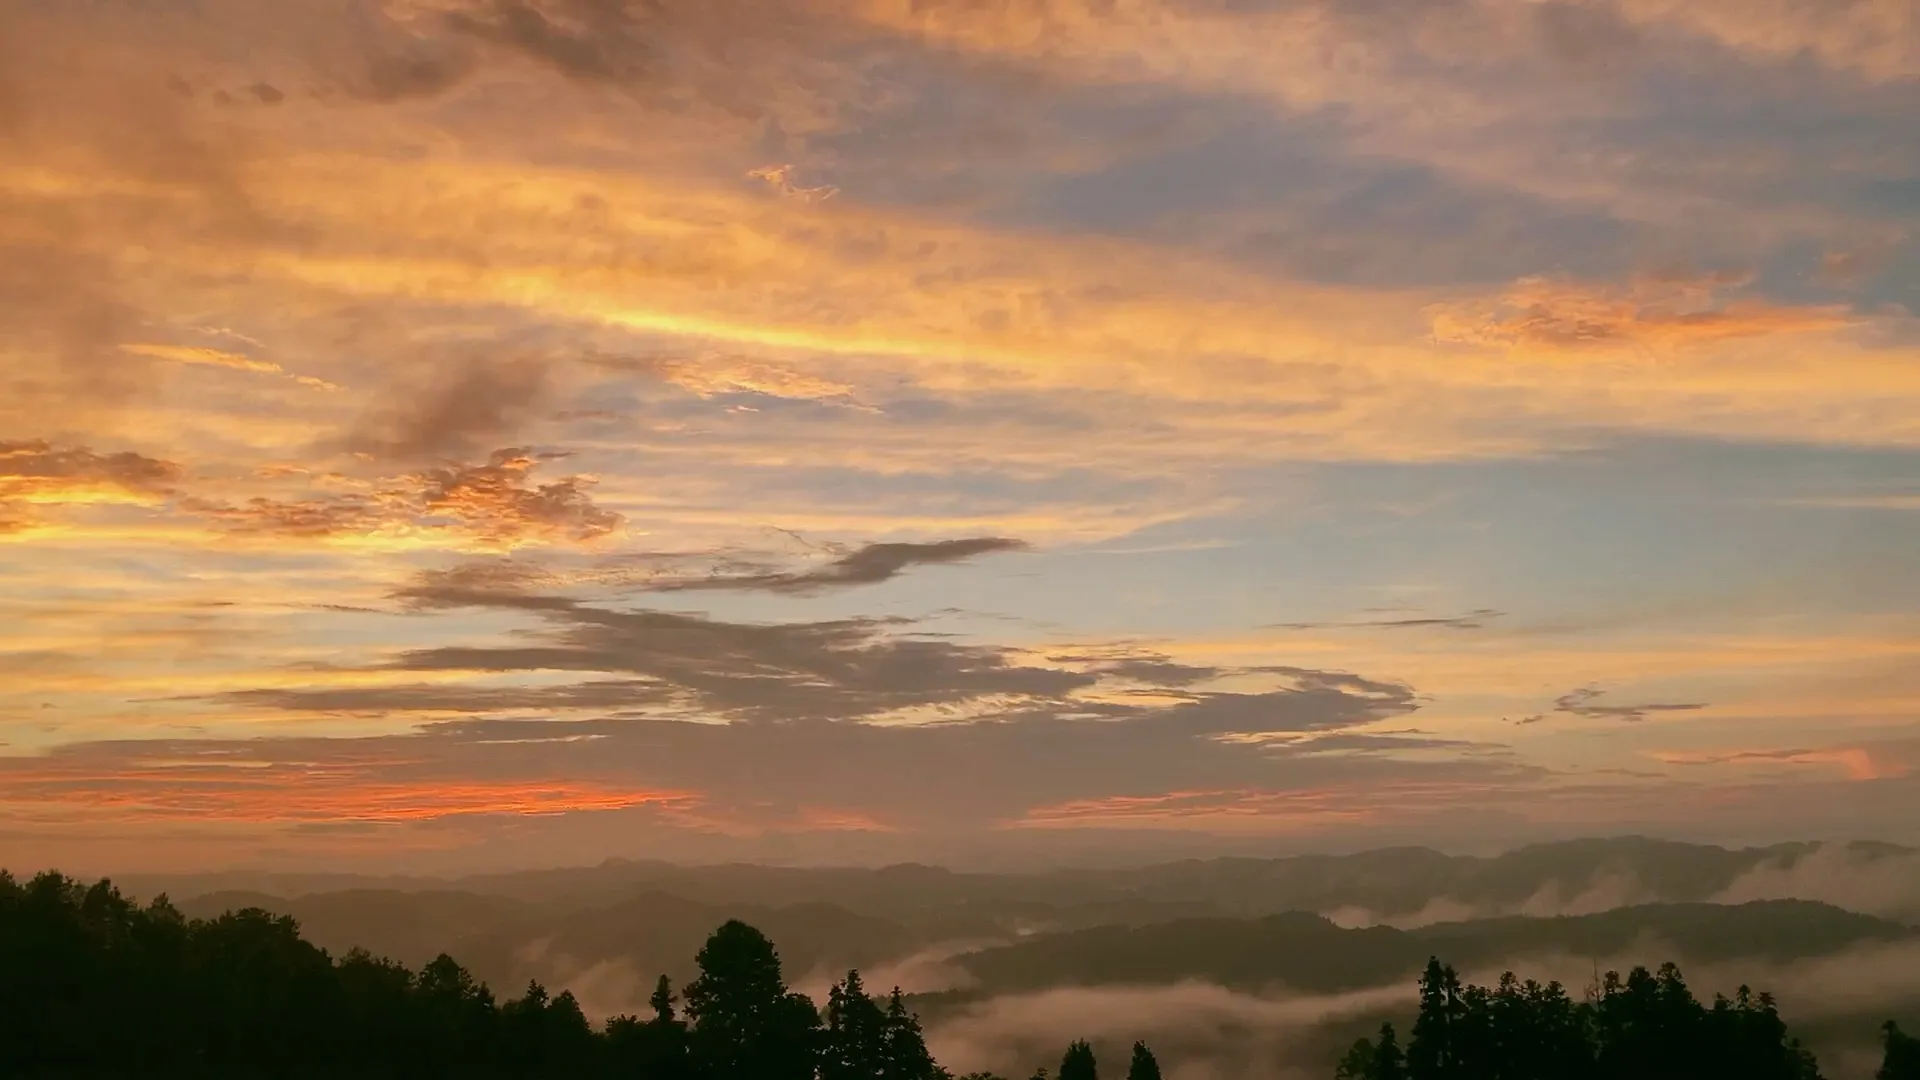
184, 448, 624, 550
1427, 272, 1857, 354
0, 755, 700, 824
119, 342, 343, 391
0, 440, 180, 506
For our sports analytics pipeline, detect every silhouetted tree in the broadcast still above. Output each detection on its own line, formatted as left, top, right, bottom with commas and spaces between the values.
684, 919, 820, 1080
1881, 1022, 1920, 1080
1408, 958, 1467, 1080
825, 969, 889, 1080
1337, 1023, 1406, 1080
1125, 1041, 1162, 1080
608, 974, 691, 1079
1358, 956, 1831, 1080
1059, 1039, 1098, 1080
882, 986, 941, 1080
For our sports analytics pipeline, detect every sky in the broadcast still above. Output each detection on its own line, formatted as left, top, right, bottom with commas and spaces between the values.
2, 0, 1918, 875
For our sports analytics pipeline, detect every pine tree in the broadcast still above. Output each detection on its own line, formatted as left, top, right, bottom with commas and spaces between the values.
824, 970, 888, 1080
651, 973, 678, 1024
614, 973, 691, 1079
1335, 1037, 1377, 1080
882, 986, 940, 1080
1125, 1041, 1162, 1080
1059, 1039, 1098, 1080
1339, 1023, 1406, 1080
1408, 958, 1466, 1080
1373, 1023, 1407, 1080
1881, 1022, 1920, 1080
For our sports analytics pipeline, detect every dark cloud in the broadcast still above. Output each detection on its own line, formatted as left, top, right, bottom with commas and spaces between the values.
394, 558, 575, 609
105, 603, 1479, 832
1135, 679, 1416, 737
443, 0, 656, 84
353, 357, 552, 463
1513, 686, 1707, 725
219, 679, 676, 715
1045, 650, 1222, 688
1272, 609, 1505, 632
648, 537, 1029, 595
360, 582, 1427, 742
358, 48, 479, 101
387, 599, 1093, 724
1531, 1, 1643, 73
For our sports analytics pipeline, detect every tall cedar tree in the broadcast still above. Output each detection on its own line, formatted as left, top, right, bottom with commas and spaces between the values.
1373, 956, 1823, 1080
883, 985, 942, 1080
1059, 1039, 1098, 1080
1125, 1041, 1163, 1080
1883, 1022, 1920, 1080
825, 969, 890, 1080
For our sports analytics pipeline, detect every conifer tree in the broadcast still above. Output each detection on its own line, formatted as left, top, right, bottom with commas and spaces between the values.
882, 986, 941, 1080
1408, 958, 1467, 1080
1059, 1040, 1098, 1080
1125, 1041, 1162, 1080
651, 974, 678, 1024
824, 969, 888, 1080
1881, 1022, 1920, 1080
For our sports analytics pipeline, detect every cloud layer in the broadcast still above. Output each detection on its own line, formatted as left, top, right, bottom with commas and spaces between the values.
1, 0, 1917, 869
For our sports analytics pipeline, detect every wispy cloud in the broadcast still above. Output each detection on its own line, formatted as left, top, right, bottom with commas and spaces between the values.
1514, 687, 1707, 726
647, 537, 1029, 594
1652, 747, 1908, 783
1428, 272, 1856, 354
1272, 609, 1504, 633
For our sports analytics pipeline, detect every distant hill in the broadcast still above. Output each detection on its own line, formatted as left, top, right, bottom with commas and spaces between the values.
137, 835, 1920, 935
948, 900, 1918, 997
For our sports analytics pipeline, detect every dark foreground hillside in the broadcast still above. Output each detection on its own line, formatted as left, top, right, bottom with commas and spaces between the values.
7, 869, 1920, 1080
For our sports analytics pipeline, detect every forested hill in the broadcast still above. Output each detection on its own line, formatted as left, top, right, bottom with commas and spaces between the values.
953, 900, 1916, 995
7, 869, 1920, 1080
125, 837, 1920, 925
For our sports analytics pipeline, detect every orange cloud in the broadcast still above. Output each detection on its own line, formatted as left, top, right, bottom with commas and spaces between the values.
182, 448, 624, 550
794, 805, 899, 833
598, 352, 869, 408
0, 440, 179, 506
1428, 272, 1856, 354
1651, 747, 1908, 782
119, 342, 342, 391
1016, 786, 1386, 832
0, 756, 700, 824
748, 164, 839, 203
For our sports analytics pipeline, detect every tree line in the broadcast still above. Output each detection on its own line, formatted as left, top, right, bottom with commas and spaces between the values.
1336, 958, 1920, 1080
3, 870, 1915, 1079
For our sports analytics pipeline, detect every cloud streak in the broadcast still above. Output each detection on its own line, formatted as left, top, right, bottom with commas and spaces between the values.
1515, 687, 1707, 726
647, 537, 1029, 594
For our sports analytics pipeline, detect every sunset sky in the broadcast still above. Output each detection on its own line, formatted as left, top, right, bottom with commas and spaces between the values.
3, 0, 1918, 874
